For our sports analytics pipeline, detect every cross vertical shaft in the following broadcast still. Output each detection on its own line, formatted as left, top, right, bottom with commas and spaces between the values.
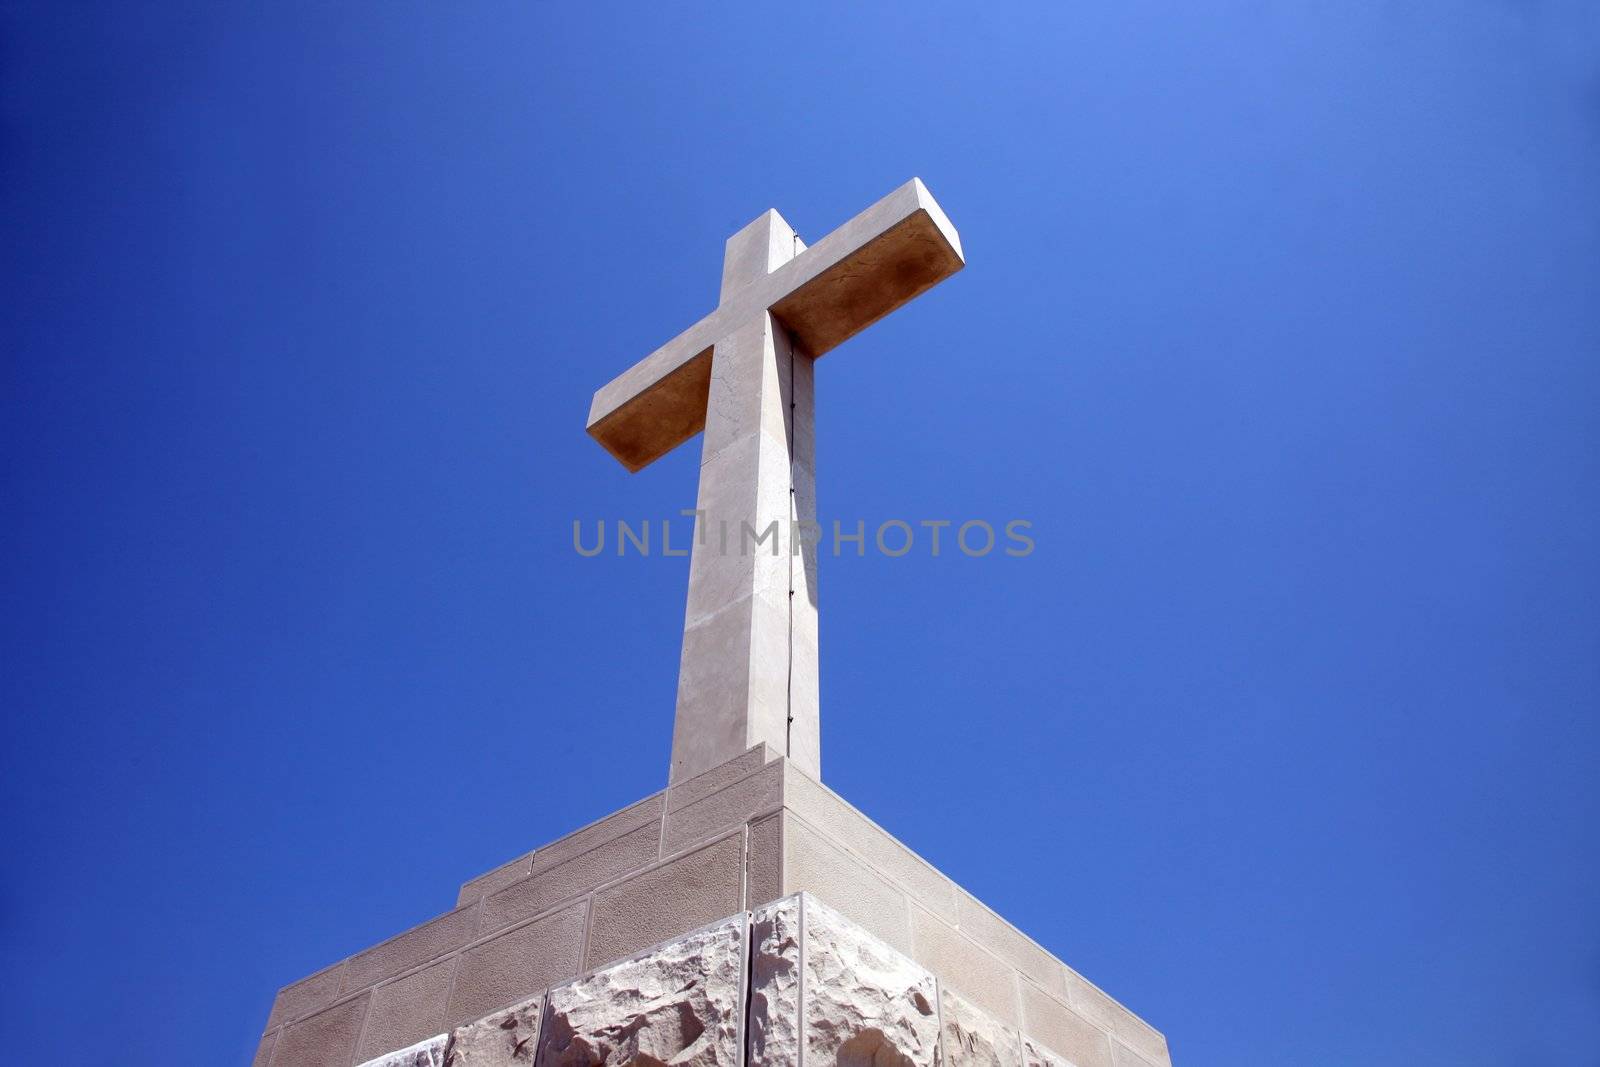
585, 178, 964, 786
672, 211, 820, 783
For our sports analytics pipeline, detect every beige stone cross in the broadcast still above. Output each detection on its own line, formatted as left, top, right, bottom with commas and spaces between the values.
587, 178, 964, 784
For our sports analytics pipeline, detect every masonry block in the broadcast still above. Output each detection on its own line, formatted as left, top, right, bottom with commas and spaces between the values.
347, 905, 478, 989
955, 893, 1066, 1001
783, 813, 911, 954
273, 993, 369, 1067
782, 764, 959, 922
665, 743, 778, 813
257, 750, 1172, 1067
583, 832, 744, 970
539, 914, 746, 1067
448, 901, 588, 1027
909, 904, 1020, 1027
662, 757, 783, 854
355, 960, 453, 1064
748, 895, 938, 1067
747, 898, 801, 1067
532, 796, 663, 875
939, 988, 1022, 1067
253, 1028, 277, 1067
1112, 1039, 1163, 1067
459, 853, 535, 908
1019, 980, 1115, 1067
802, 896, 940, 1067
745, 812, 783, 908
268, 962, 346, 1030
444, 991, 544, 1067
357, 1035, 446, 1067
1023, 1035, 1068, 1067
481, 822, 659, 933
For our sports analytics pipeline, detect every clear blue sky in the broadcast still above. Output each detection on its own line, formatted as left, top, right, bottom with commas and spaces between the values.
3, 4, 1597, 1065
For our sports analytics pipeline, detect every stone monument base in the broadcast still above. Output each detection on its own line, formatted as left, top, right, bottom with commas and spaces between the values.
253, 750, 1170, 1067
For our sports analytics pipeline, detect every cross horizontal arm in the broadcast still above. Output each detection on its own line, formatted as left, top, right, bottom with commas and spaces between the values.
586, 178, 964, 472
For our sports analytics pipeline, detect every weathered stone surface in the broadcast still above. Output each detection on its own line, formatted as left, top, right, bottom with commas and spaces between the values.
262, 759, 1174, 1067
803, 896, 939, 1067
357, 1034, 446, 1067
747, 897, 801, 1067
938, 989, 1021, 1067
445, 992, 544, 1066
538, 915, 746, 1067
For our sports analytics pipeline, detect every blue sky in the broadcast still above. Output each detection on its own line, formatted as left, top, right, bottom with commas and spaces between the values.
3, 4, 1597, 1065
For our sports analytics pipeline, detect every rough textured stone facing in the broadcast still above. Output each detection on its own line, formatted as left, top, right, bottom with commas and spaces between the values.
357, 1034, 447, 1067
747, 898, 801, 1067
802, 896, 940, 1067
938, 989, 1021, 1067
538, 915, 746, 1067
1021, 1036, 1068, 1067
259, 751, 1172, 1067
445, 992, 544, 1066
412, 893, 1163, 1067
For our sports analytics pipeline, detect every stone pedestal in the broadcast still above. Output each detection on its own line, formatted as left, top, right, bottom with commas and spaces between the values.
253, 750, 1170, 1067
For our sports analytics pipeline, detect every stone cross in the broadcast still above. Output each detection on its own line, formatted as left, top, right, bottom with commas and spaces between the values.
587, 178, 964, 784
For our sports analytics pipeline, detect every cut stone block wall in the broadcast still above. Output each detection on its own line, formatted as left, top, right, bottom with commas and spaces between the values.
253, 750, 1168, 1067
322, 897, 1158, 1067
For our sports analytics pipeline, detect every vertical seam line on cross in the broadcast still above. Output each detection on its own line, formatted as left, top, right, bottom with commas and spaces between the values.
784, 311, 797, 761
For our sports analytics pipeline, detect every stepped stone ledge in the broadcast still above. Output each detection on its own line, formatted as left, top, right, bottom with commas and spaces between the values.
294, 896, 1158, 1067
255, 750, 1168, 1067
